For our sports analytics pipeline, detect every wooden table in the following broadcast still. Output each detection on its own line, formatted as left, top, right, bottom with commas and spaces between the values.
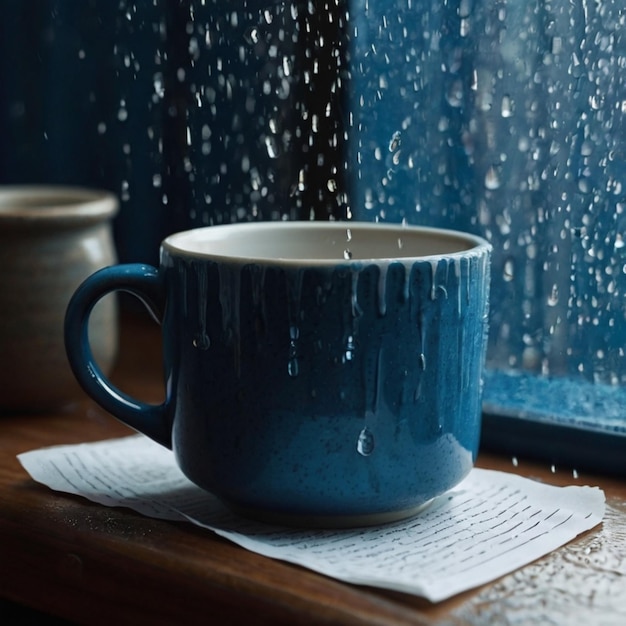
2, 312, 625, 625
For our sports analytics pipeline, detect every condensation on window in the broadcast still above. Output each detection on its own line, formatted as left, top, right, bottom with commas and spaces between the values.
2, 0, 625, 429
341, 0, 626, 430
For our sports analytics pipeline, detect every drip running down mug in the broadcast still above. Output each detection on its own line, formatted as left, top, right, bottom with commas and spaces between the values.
65, 222, 491, 526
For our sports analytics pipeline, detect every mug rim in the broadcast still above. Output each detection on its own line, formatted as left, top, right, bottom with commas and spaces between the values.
162, 221, 491, 266
0, 185, 119, 222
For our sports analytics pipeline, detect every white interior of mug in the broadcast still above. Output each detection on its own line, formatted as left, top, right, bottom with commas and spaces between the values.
164, 221, 488, 264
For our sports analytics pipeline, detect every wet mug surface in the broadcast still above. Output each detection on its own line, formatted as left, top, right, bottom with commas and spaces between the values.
65, 221, 491, 526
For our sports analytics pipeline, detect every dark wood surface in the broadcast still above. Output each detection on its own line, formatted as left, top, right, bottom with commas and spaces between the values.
2, 312, 625, 625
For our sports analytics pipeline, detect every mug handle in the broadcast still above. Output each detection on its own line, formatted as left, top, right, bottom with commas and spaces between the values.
64, 264, 172, 448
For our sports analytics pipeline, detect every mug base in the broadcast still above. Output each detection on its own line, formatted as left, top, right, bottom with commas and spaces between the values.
226, 498, 434, 529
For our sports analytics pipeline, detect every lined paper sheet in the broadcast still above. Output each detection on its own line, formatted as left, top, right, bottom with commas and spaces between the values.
18, 435, 605, 602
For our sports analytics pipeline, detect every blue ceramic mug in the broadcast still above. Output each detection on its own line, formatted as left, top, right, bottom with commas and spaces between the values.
65, 221, 491, 526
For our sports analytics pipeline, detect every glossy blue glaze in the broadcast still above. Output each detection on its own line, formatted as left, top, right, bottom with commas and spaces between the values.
64, 264, 171, 446
65, 223, 491, 524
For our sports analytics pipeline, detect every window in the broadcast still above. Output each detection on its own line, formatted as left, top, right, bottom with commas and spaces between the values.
2, 1, 624, 474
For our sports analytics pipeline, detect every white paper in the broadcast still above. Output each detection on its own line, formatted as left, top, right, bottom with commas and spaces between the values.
18, 435, 605, 602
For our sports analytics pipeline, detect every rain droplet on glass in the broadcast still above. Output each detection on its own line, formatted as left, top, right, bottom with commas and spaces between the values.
264, 136, 278, 159
485, 166, 501, 190
503, 258, 515, 282
501, 94, 514, 118
547, 285, 559, 307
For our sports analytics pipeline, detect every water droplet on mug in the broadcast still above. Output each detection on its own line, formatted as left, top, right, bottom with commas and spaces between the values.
357, 427, 375, 456
193, 333, 210, 350
288, 358, 299, 377
344, 249, 353, 260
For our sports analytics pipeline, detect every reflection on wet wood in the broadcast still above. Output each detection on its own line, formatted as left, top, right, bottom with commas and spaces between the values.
447, 500, 626, 625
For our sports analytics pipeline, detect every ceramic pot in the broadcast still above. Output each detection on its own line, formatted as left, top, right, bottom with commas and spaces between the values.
0, 186, 119, 412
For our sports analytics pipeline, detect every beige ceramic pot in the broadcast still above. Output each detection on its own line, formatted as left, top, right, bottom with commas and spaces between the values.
0, 186, 119, 412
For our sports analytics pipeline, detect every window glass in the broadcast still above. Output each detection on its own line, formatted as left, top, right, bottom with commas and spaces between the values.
2, 1, 624, 470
